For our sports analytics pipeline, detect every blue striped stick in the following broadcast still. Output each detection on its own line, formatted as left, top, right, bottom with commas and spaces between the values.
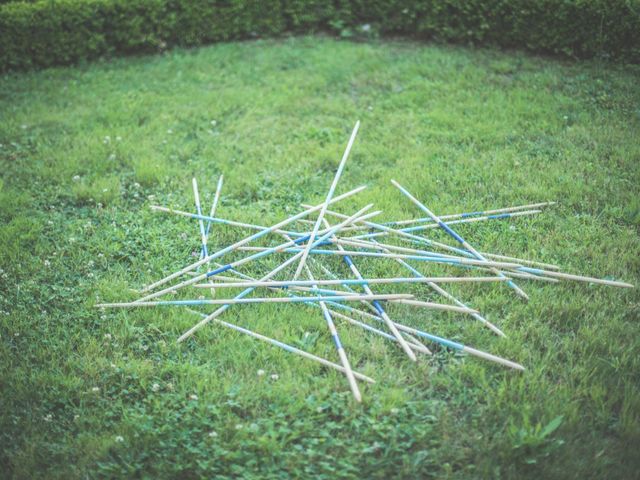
175, 204, 382, 342
151, 205, 308, 238
383, 201, 555, 227
354, 209, 542, 239
391, 180, 529, 301
303, 263, 362, 402
97, 293, 411, 308
192, 178, 209, 263
369, 238, 506, 337
334, 237, 559, 283
201, 175, 224, 260
324, 301, 524, 370
184, 308, 375, 383
134, 205, 378, 303
235, 246, 522, 270
142, 185, 367, 293
293, 120, 360, 280
320, 219, 417, 361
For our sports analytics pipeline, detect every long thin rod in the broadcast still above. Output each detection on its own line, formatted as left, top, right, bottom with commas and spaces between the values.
293, 120, 360, 280
191, 277, 509, 289
355, 210, 542, 238
385, 201, 555, 226
185, 309, 375, 383
303, 264, 362, 402
192, 178, 209, 260
236, 246, 522, 270
391, 180, 529, 301
201, 175, 224, 260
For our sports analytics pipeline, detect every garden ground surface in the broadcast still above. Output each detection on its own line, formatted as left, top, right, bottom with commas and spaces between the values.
1, 37, 639, 479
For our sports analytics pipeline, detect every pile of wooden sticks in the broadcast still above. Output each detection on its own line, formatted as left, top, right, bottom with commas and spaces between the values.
97, 121, 634, 402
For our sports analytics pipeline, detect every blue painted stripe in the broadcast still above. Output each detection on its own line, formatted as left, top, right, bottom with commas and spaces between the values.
206, 264, 232, 278
343, 255, 354, 268
372, 300, 385, 315
332, 334, 342, 350
487, 213, 511, 220
438, 221, 466, 244
461, 211, 483, 218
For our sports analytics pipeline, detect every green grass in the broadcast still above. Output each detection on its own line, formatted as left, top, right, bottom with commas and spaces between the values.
1, 36, 639, 479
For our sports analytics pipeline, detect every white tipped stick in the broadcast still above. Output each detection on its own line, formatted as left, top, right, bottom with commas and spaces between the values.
192, 178, 209, 261
388, 201, 556, 226
293, 120, 360, 280
201, 175, 224, 262
185, 309, 375, 383
303, 264, 362, 402
391, 179, 530, 301
97, 293, 414, 309
191, 276, 510, 289
516, 267, 634, 288
142, 185, 366, 293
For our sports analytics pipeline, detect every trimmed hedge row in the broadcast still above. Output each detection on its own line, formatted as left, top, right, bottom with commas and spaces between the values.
1, 0, 639, 71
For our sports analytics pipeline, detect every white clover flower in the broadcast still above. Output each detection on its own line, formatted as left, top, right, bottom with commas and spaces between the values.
166, 383, 174, 391
44, 413, 53, 422
271, 374, 279, 381
116, 136, 122, 141
189, 394, 198, 401
103, 136, 111, 144
151, 383, 160, 392
257, 369, 265, 376
133, 182, 140, 188
44, 260, 51, 267
210, 120, 217, 126
91, 387, 100, 393
235, 424, 243, 430
73, 175, 81, 181
110, 363, 117, 369
115, 435, 124, 443
21, 124, 27, 129
316, 407, 323, 413
208, 431, 218, 438
167, 129, 173, 134
104, 333, 112, 340
390, 407, 399, 415
74, 414, 80, 421
108, 154, 116, 161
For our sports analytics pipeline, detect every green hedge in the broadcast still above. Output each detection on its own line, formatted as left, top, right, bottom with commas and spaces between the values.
1, 0, 639, 71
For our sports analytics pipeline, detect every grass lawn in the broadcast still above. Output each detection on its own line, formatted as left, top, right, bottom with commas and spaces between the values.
1, 36, 639, 479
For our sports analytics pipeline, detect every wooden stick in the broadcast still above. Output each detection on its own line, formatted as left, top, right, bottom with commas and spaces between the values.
142, 185, 366, 292
191, 276, 510, 290
201, 175, 224, 260
192, 178, 209, 260
293, 120, 360, 280
356, 209, 542, 237
302, 203, 559, 271
391, 179, 530, 301
384, 202, 555, 226
185, 308, 375, 383
303, 264, 362, 402
236, 246, 523, 270
516, 267, 634, 288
